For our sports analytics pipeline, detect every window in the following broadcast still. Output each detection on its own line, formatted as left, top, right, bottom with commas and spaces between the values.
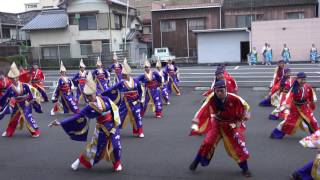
80, 41, 92, 55
97, 13, 109, 30
160, 20, 176, 32
157, 49, 167, 53
59, 45, 71, 59
41, 45, 70, 60
42, 47, 58, 60
43, 6, 52, 8
26, 4, 37, 8
143, 26, 151, 34
188, 18, 205, 30
119, 43, 129, 51
255, 14, 264, 21
114, 14, 121, 29
287, 12, 304, 19
236, 15, 252, 28
68, 14, 78, 25
2, 28, 10, 39
79, 14, 97, 30
102, 42, 111, 56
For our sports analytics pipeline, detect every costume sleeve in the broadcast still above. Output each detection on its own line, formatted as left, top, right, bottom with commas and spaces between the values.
0, 87, 12, 105
136, 74, 145, 83
137, 80, 143, 100
60, 106, 92, 142
270, 67, 278, 88
230, 78, 238, 93
51, 79, 60, 102
108, 64, 114, 72
154, 72, 163, 85
72, 73, 79, 87
104, 69, 111, 80
92, 70, 97, 80
107, 98, 121, 128
190, 93, 214, 135
101, 82, 122, 97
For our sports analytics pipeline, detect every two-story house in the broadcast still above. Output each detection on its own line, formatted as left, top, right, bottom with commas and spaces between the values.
22, 0, 145, 67
0, 11, 40, 44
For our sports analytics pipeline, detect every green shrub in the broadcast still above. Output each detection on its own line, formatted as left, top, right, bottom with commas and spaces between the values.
6, 55, 28, 67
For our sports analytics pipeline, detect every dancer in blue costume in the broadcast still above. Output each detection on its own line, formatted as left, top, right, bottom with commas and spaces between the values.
102, 59, 145, 138
49, 72, 123, 172
137, 59, 163, 118
156, 59, 170, 105
72, 59, 88, 104
51, 62, 79, 115
92, 57, 111, 95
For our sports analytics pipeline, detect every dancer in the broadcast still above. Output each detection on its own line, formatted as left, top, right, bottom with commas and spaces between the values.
49, 72, 123, 171
270, 72, 318, 139
137, 59, 163, 118
102, 59, 144, 138
189, 80, 252, 177
51, 62, 79, 115
72, 59, 88, 103
0, 62, 41, 137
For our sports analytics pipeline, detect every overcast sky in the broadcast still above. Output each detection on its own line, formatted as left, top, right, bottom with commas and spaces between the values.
0, 0, 38, 13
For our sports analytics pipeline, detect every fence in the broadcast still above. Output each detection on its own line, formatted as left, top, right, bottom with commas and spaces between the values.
0, 46, 19, 57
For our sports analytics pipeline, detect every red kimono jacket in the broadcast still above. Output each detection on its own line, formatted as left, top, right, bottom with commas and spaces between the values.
0, 77, 11, 97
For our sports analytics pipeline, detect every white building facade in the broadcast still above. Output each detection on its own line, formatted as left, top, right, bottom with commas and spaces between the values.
194, 28, 249, 63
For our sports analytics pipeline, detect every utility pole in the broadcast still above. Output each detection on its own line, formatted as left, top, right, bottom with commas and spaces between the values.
124, 0, 129, 51
0, 18, 3, 43
107, 0, 113, 53
16, 15, 21, 43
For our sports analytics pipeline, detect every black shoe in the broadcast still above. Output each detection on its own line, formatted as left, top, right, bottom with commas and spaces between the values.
270, 134, 277, 139
291, 172, 302, 180
242, 169, 252, 178
189, 160, 199, 171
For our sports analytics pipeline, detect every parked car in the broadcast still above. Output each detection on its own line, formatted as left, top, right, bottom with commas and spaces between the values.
150, 47, 175, 64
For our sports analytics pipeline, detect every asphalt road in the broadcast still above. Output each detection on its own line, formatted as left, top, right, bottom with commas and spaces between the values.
0, 87, 318, 180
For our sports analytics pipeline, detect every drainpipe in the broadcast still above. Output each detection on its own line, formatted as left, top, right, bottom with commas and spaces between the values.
186, 19, 190, 59
160, 20, 163, 47
219, 6, 222, 29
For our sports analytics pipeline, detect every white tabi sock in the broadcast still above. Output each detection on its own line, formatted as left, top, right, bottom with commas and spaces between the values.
71, 159, 80, 170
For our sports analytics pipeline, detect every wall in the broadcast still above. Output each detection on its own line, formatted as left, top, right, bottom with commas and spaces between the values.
224, 5, 316, 28
67, 0, 110, 13
152, 7, 221, 57
252, 18, 320, 61
197, 31, 249, 63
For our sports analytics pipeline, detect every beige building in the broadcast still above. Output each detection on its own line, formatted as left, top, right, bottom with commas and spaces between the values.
252, 18, 320, 62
